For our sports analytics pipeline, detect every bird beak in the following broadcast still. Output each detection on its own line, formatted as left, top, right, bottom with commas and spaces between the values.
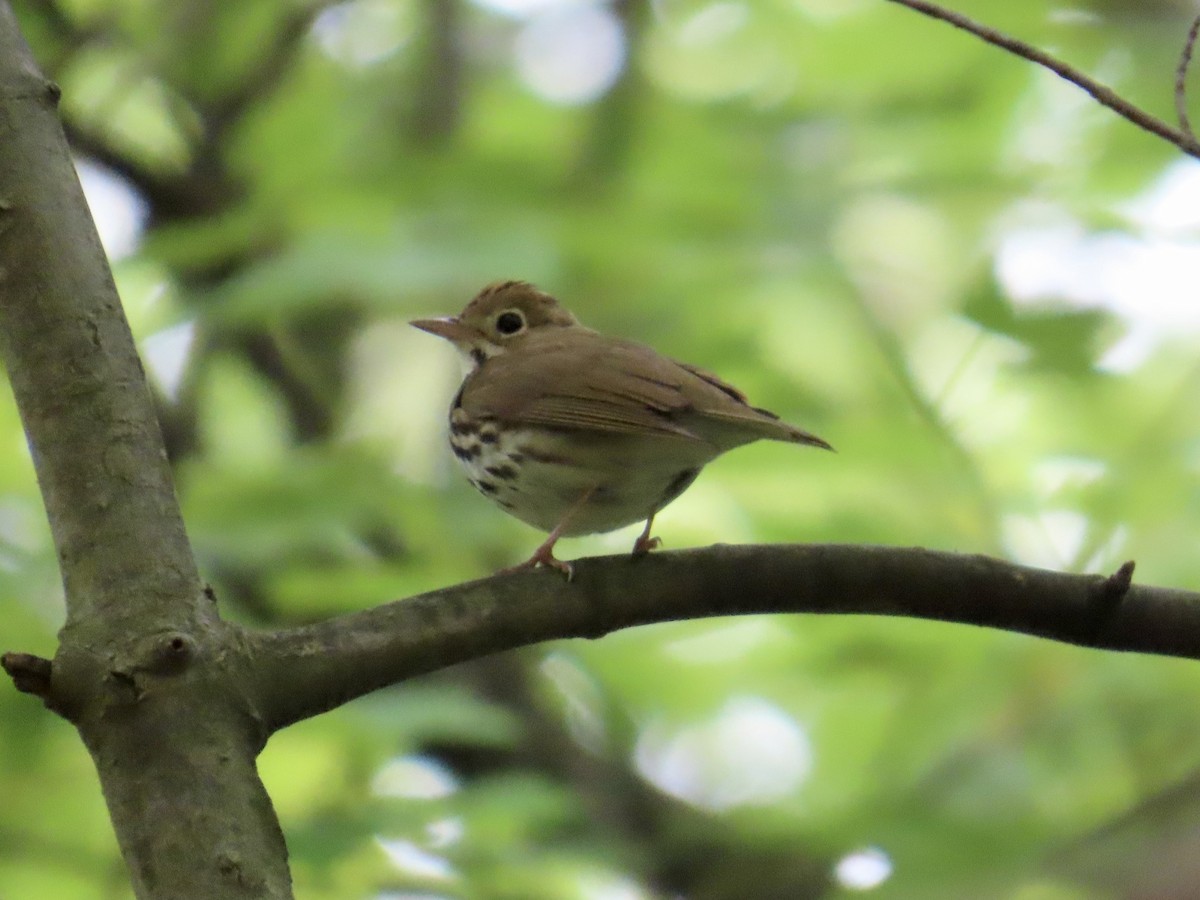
410, 316, 475, 343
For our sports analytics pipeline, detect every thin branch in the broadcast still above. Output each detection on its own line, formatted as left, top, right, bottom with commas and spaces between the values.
884, 0, 1200, 160
247, 545, 1199, 732
1176, 13, 1200, 139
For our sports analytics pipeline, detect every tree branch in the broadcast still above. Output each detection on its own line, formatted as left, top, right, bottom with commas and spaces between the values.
1177, 13, 1200, 140
247, 545, 1197, 732
0, 5, 293, 896
0, 34, 196, 628
885, 0, 1200, 159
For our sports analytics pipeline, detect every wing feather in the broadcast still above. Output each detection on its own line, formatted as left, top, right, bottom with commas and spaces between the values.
459, 329, 827, 449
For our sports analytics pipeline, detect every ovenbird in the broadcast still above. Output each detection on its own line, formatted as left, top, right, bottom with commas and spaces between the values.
412, 281, 832, 578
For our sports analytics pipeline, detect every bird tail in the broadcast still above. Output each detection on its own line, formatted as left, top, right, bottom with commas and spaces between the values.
704, 405, 833, 451
761, 412, 833, 451
780, 423, 833, 450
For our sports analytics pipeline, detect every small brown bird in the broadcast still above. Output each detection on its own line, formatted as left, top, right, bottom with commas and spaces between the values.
412, 281, 832, 578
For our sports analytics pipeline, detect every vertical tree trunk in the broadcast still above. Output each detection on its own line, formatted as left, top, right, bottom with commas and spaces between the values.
0, 4, 293, 896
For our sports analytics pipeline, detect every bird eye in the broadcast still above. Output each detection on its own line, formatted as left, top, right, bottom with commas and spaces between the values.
495, 310, 525, 335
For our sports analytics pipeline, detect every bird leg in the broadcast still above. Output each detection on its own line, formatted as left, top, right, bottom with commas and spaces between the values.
631, 514, 661, 557
500, 486, 598, 581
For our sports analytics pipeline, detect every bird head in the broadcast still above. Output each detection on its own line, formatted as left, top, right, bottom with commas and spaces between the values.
411, 281, 579, 370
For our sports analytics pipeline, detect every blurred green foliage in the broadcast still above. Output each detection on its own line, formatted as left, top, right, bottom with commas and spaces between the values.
3, 0, 1200, 896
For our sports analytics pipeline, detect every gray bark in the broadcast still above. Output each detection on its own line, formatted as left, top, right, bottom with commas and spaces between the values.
0, 5, 292, 897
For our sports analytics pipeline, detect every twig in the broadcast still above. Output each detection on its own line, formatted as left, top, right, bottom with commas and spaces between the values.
1086, 559, 1136, 635
1176, 13, 1200, 139
884, 0, 1200, 160
1100, 559, 1135, 601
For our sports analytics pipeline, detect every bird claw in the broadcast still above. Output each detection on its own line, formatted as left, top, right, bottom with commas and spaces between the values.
631, 534, 662, 557
499, 543, 575, 581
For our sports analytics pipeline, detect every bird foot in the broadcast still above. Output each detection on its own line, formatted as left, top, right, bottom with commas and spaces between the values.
631, 534, 662, 557
499, 542, 575, 581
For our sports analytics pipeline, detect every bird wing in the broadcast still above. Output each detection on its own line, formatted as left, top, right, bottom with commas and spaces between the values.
461, 332, 703, 441
460, 331, 828, 449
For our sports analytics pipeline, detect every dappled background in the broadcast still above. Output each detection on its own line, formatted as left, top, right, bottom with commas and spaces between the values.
3, 0, 1200, 896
